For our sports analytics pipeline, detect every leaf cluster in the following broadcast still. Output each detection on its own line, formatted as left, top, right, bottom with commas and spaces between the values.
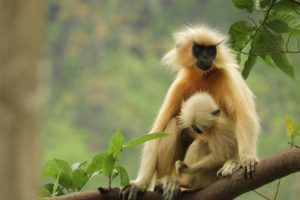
40, 131, 168, 197
230, 0, 300, 78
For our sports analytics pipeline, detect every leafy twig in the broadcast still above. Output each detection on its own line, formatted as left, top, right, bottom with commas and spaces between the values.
237, 0, 278, 53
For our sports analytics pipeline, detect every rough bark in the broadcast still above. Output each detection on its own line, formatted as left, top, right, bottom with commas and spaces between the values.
0, 0, 43, 199
44, 148, 300, 200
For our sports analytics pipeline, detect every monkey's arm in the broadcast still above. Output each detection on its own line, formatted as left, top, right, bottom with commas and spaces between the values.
150, 76, 188, 132
133, 76, 188, 187
176, 154, 222, 174
224, 68, 260, 176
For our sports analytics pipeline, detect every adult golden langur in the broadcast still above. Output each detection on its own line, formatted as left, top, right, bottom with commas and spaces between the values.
121, 25, 260, 200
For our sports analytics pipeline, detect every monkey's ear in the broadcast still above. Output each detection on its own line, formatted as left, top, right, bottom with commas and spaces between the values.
211, 109, 221, 116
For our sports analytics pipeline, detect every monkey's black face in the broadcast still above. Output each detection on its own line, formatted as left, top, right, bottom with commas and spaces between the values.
192, 44, 217, 71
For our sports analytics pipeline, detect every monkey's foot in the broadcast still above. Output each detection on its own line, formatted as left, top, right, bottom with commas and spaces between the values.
240, 155, 259, 178
217, 160, 240, 177
120, 184, 146, 200
154, 176, 181, 200
175, 160, 189, 174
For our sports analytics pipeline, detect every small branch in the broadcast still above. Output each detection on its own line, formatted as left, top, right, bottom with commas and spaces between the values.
253, 190, 271, 200
288, 141, 300, 148
273, 179, 281, 200
237, 49, 300, 56
247, 17, 258, 27
44, 148, 300, 200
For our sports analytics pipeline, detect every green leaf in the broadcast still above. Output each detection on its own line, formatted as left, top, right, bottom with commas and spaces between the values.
260, 0, 271, 8
229, 21, 254, 50
285, 117, 294, 138
261, 27, 294, 78
251, 31, 268, 53
267, 20, 290, 33
42, 160, 60, 178
114, 166, 129, 186
109, 130, 124, 158
86, 153, 107, 176
270, 53, 294, 78
54, 159, 72, 175
261, 27, 285, 50
260, 55, 276, 68
38, 186, 52, 197
72, 169, 89, 190
40, 184, 64, 197
123, 132, 168, 149
270, 12, 300, 31
242, 54, 257, 79
232, 0, 254, 11
59, 173, 73, 189
273, 0, 300, 13
102, 153, 115, 177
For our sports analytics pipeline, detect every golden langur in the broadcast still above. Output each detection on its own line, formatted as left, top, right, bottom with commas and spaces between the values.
175, 92, 239, 190
121, 25, 260, 200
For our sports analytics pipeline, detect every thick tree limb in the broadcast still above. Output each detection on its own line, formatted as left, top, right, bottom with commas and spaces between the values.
44, 148, 300, 200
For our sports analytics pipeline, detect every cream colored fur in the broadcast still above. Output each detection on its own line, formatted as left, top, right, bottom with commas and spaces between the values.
175, 92, 238, 189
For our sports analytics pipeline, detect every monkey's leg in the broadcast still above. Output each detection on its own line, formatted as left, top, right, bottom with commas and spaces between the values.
236, 118, 260, 178
154, 176, 181, 200
222, 67, 261, 178
121, 139, 158, 200
122, 119, 183, 200
217, 159, 240, 177
156, 118, 183, 178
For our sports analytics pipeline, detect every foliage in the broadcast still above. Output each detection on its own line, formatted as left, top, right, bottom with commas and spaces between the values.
285, 116, 300, 145
229, 0, 300, 78
40, 131, 168, 197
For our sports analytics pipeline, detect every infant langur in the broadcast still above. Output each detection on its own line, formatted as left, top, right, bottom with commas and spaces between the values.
175, 92, 240, 189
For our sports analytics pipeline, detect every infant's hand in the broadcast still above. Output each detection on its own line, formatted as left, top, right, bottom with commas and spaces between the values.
175, 160, 189, 174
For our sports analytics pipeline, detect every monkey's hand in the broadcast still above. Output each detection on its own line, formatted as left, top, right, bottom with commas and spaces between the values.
217, 159, 240, 177
239, 154, 259, 178
154, 176, 181, 200
120, 183, 146, 200
175, 160, 189, 174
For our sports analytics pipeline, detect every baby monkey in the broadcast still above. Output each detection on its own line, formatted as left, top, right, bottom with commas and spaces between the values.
175, 92, 240, 189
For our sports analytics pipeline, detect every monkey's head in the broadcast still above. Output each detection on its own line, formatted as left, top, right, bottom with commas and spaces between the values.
179, 92, 221, 135
162, 25, 234, 72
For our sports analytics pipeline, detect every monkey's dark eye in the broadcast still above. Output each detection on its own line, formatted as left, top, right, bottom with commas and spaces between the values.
211, 109, 221, 116
192, 44, 203, 54
207, 46, 217, 57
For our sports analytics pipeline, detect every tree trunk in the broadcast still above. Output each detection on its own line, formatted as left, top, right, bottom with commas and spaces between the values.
0, 0, 43, 199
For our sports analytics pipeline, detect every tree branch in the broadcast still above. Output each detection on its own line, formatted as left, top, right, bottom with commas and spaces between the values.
44, 148, 300, 200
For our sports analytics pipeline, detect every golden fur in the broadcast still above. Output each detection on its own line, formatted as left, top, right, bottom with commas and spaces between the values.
132, 25, 260, 190
175, 92, 238, 189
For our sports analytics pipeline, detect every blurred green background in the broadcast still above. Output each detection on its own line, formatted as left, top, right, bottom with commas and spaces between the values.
43, 0, 300, 199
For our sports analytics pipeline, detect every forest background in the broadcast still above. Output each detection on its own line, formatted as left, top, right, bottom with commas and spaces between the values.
43, 0, 300, 199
